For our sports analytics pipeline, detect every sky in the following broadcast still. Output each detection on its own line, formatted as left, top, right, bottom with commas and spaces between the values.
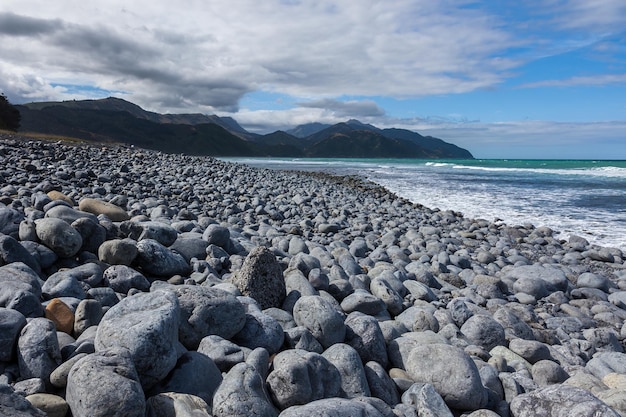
0, 0, 625, 159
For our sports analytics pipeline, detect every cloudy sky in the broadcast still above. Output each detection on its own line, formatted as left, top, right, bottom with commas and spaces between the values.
1, 0, 625, 158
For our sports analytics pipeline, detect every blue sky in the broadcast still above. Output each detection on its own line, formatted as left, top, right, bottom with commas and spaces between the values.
0, 0, 625, 159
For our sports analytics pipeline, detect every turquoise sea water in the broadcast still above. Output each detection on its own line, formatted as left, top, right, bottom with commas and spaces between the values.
222, 158, 626, 250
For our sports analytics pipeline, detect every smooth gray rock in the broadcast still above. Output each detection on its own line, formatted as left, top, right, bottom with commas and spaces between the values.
72, 217, 106, 253
17, 318, 61, 385
278, 398, 385, 417
492, 307, 535, 341
0, 262, 44, 317
586, 352, 626, 379
531, 360, 569, 386
322, 343, 371, 398
121, 220, 178, 246
197, 335, 245, 372
169, 237, 210, 262
45, 204, 97, 224
370, 277, 404, 315
0, 234, 40, 273
146, 393, 211, 417
233, 310, 284, 355
293, 295, 346, 349
0, 384, 46, 417
401, 383, 454, 417
0, 206, 23, 237
344, 312, 388, 367
232, 246, 286, 310
364, 361, 400, 406
136, 238, 191, 277
508, 338, 552, 364
0, 307, 26, 362
171, 284, 246, 349
284, 326, 324, 353
94, 290, 181, 390
149, 351, 222, 406
267, 349, 343, 410
34, 217, 83, 258
213, 363, 278, 417
341, 289, 387, 315
289, 253, 321, 277
202, 224, 231, 249
41, 270, 87, 300
50, 352, 88, 388
103, 265, 150, 294
460, 314, 506, 351
405, 343, 486, 411
509, 384, 620, 417
504, 264, 569, 299
98, 238, 138, 265
66, 347, 145, 417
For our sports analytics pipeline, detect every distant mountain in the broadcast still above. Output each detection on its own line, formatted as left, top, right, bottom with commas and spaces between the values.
22, 97, 256, 140
17, 97, 473, 159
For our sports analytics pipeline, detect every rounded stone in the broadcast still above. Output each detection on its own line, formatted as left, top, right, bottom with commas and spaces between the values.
45, 298, 75, 334
405, 343, 487, 411
35, 217, 83, 258
79, 197, 130, 221
25, 393, 68, 417
293, 295, 346, 349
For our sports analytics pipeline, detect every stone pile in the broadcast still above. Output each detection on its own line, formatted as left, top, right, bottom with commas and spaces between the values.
1, 134, 626, 416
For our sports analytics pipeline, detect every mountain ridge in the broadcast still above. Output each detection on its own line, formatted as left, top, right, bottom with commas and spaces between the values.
17, 97, 473, 159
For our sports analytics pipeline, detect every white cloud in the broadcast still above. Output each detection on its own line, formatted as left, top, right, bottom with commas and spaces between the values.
0, 1, 515, 112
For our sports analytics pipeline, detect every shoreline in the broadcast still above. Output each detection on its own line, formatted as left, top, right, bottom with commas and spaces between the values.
223, 156, 626, 252
1, 134, 625, 416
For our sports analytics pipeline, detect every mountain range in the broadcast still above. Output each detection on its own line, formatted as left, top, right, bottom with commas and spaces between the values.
16, 97, 473, 159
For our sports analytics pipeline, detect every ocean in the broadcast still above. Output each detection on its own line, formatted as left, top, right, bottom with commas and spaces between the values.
221, 158, 626, 251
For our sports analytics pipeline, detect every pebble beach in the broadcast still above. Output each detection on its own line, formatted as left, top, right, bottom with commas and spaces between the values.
1, 134, 626, 417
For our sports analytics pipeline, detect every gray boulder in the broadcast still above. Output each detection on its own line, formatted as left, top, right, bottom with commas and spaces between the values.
103, 265, 150, 294
0, 307, 26, 362
402, 383, 454, 417
98, 238, 138, 265
0, 262, 44, 317
233, 309, 285, 355
322, 343, 371, 398
72, 217, 106, 253
146, 393, 211, 417
41, 270, 87, 300
136, 239, 191, 277
460, 314, 506, 351
170, 284, 246, 350
0, 234, 40, 273
231, 246, 286, 310
34, 217, 82, 258
586, 352, 626, 379
0, 384, 46, 417
510, 384, 620, 417
122, 220, 178, 246
504, 264, 569, 299
198, 335, 245, 372
202, 224, 231, 249
364, 361, 400, 406
94, 290, 181, 390
148, 351, 222, 406
213, 363, 278, 417
344, 312, 388, 367
405, 343, 486, 411
293, 295, 346, 349
66, 347, 145, 417
267, 349, 343, 409
17, 318, 61, 385
278, 398, 384, 417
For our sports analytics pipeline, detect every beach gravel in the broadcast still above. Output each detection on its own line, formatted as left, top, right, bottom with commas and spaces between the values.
1, 134, 625, 416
